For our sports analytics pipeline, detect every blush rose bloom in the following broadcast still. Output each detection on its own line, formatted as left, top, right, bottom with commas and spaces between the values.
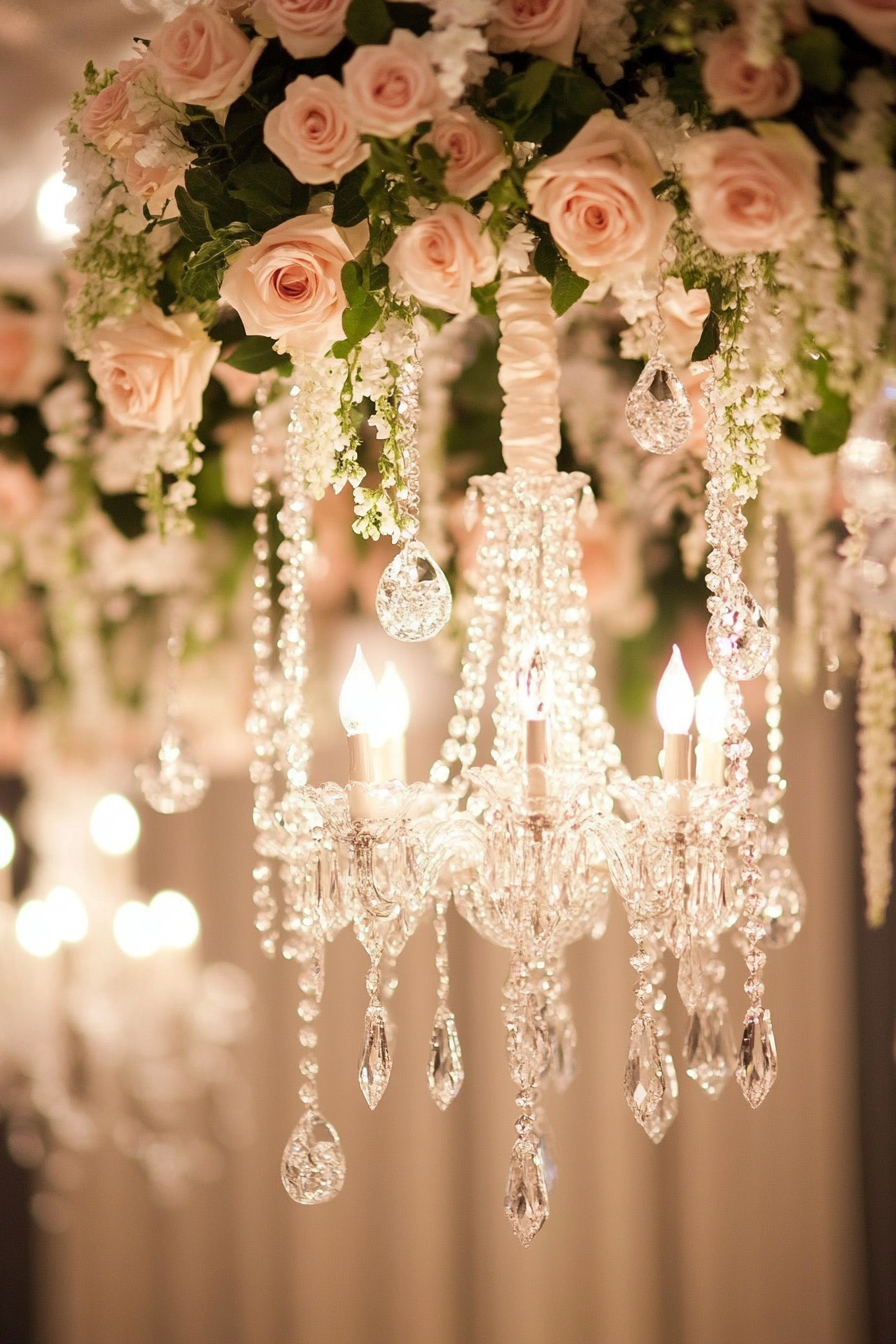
80, 56, 145, 157
385, 204, 497, 314
342, 29, 444, 138
88, 305, 220, 434
251, 0, 350, 58
702, 25, 802, 118
525, 110, 675, 282
219, 215, 353, 354
0, 308, 62, 406
657, 278, 712, 366
122, 148, 186, 217
264, 74, 368, 184
679, 123, 820, 255
809, 0, 896, 54
488, 0, 585, 65
154, 5, 265, 118
419, 108, 510, 199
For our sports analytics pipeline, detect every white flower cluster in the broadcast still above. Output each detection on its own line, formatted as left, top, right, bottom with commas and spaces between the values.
425, 0, 497, 99
578, 0, 635, 86
857, 612, 896, 927
286, 353, 355, 501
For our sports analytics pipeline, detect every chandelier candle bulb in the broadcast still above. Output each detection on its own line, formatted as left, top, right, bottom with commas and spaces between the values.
519, 647, 552, 798
371, 662, 411, 784
0, 815, 15, 905
695, 670, 728, 786
656, 646, 695, 790
339, 646, 381, 819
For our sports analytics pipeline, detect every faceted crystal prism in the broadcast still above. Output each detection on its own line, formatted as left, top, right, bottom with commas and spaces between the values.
624, 355, 694, 455
504, 1137, 549, 1247
281, 1111, 346, 1204
736, 1006, 778, 1107
427, 1006, 464, 1110
706, 586, 772, 681
136, 727, 209, 814
375, 540, 452, 642
358, 1004, 392, 1109
642, 1050, 679, 1144
677, 937, 706, 1014
758, 853, 806, 949
623, 1013, 665, 1122
683, 993, 735, 1098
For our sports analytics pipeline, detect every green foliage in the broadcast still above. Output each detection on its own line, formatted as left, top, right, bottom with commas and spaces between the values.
332, 162, 370, 227
531, 223, 589, 314
181, 224, 256, 307
786, 356, 852, 454
346, 0, 393, 44
787, 27, 844, 94
225, 336, 292, 374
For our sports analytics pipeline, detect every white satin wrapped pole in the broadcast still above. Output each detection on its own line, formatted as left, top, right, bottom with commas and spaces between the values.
496, 272, 561, 473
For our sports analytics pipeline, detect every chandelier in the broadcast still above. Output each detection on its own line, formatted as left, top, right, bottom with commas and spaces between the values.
8, 0, 894, 1251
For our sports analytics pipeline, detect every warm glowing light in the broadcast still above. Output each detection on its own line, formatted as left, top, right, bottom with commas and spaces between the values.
36, 171, 77, 243
113, 901, 159, 958
371, 662, 411, 746
90, 794, 141, 856
15, 900, 60, 957
149, 889, 200, 949
656, 645, 695, 735
518, 645, 551, 720
45, 886, 88, 944
696, 670, 728, 742
0, 815, 15, 869
338, 645, 377, 736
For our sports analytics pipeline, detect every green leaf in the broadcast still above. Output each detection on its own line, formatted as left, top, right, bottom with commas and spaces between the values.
175, 186, 214, 247
368, 262, 389, 290
472, 279, 500, 317
228, 158, 301, 211
691, 311, 720, 362
418, 305, 451, 331
183, 166, 234, 229
346, 0, 393, 44
531, 224, 560, 283
341, 260, 366, 306
225, 336, 291, 375
787, 26, 843, 94
501, 59, 557, 119
332, 162, 370, 227
331, 337, 354, 359
181, 223, 255, 304
385, 2, 431, 35
342, 290, 382, 345
550, 260, 588, 316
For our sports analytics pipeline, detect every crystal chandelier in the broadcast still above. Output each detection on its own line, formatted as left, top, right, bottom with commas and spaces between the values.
0, 744, 253, 1228
246, 271, 806, 1246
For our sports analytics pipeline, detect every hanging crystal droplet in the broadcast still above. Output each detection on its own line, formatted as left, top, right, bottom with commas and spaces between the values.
683, 993, 735, 1098
758, 853, 806, 949
375, 540, 452, 642
358, 1004, 392, 1109
578, 483, 598, 527
736, 1006, 778, 1108
535, 1114, 559, 1192
625, 355, 694, 455
280, 1111, 346, 1204
642, 1050, 679, 1144
623, 1013, 665, 1122
548, 1016, 578, 1093
677, 937, 705, 1014
135, 726, 209, 814
707, 586, 772, 681
504, 1136, 549, 1247
427, 1006, 464, 1110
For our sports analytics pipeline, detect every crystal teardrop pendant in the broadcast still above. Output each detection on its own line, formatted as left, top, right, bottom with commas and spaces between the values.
427, 1006, 464, 1110
677, 937, 705, 1014
280, 1111, 346, 1204
758, 854, 806, 949
504, 1136, 549, 1247
375, 540, 452, 642
135, 726, 209, 814
684, 993, 736, 1098
623, 1012, 665, 1122
736, 1006, 778, 1108
548, 1016, 578, 1093
642, 1050, 679, 1144
707, 586, 772, 682
624, 355, 694, 455
358, 1003, 392, 1109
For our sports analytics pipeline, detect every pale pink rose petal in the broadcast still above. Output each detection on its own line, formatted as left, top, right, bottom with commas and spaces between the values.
419, 107, 510, 199
155, 4, 265, 116
384, 203, 497, 314
343, 29, 444, 139
251, 0, 351, 59
264, 74, 368, 184
489, 0, 585, 64
702, 26, 801, 119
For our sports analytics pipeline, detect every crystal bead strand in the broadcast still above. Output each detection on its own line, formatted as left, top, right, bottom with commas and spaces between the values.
623, 917, 666, 1124
641, 934, 679, 1143
427, 897, 464, 1109
247, 373, 281, 957
276, 388, 314, 793
760, 494, 784, 797
136, 598, 210, 813
503, 954, 549, 1247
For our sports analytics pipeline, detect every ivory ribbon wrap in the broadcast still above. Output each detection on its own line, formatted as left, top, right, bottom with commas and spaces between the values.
496, 272, 561, 473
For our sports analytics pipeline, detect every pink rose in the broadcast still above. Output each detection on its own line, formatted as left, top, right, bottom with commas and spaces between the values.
0, 458, 41, 530
80, 56, 145, 157
657, 278, 711, 366
251, 0, 350, 58
264, 75, 368, 184
342, 30, 444, 138
488, 0, 585, 64
419, 108, 510, 199
122, 146, 186, 217
524, 110, 675, 282
154, 5, 265, 117
219, 215, 353, 354
702, 26, 801, 118
88, 305, 220, 433
0, 306, 62, 406
809, 0, 896, 54
679, 124, 820, 255
385, 204, 497, 314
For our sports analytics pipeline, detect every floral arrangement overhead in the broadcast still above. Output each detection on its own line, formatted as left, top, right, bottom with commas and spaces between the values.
58, 0, 896, 921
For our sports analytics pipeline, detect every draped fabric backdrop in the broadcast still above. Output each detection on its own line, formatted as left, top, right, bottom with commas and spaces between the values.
34, 621, 867, 1344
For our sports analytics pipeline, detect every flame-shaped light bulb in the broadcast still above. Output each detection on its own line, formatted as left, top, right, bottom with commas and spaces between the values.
372, 662, 411, 746
339, 645, 377, 737
656, 646, 695, 735
518, 645, 552, 720
696, 670, 728, 743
